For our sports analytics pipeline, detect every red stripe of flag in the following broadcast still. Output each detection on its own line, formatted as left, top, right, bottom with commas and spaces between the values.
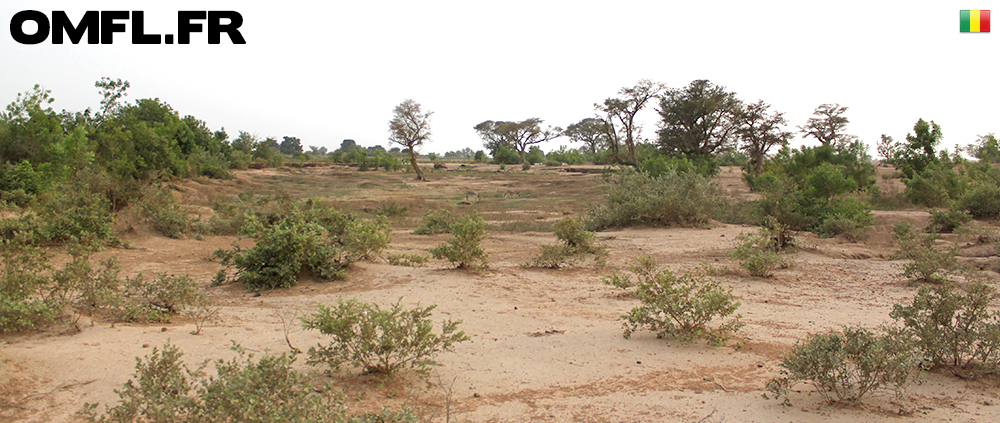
983, 10, 991, 32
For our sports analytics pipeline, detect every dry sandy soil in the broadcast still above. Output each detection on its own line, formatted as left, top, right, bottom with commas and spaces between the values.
2, 164, 999, 422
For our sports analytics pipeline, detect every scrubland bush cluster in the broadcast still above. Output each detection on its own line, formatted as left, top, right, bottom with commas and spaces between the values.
213, 199, 391, 291
429, 214, 489, 269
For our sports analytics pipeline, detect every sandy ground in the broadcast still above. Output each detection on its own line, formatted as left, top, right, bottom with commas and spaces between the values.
2, 165, 999, 422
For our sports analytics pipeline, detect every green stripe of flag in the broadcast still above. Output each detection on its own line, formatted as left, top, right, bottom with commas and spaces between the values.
961, 10, 971, 32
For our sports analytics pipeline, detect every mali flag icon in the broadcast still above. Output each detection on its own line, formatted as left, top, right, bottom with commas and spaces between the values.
960, 10, 990, 32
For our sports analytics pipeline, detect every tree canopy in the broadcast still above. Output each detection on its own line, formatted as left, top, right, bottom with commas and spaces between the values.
388, 99, 432, 181
656, 79, 740, 156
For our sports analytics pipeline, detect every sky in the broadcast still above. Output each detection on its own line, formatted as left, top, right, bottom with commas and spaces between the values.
1, 1, 997, 157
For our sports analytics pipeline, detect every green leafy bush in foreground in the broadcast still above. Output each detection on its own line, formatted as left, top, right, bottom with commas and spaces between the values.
604, 256, 743, 345
80, 343, 418, 423
892, 223, 961, 283
889, 283, 1000, 377
766, 326, 920, 406
301, 298, 469, 377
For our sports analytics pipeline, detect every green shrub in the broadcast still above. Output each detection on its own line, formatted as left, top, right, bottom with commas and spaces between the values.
586, 169, 724, 230
889, 283, 1000, 377
729, 217, 793, 277
119, 273, 207, 323
139, 186, 189, 238
301, 298, 469, 377
188, 149, 233, 179
374, 202, 409, 217
903, 163, 966, 208
959, 182, 1000, 219
412, 209, 456, 235
36, 183, 114, 243
604, 256, 743, 344
926, 208, 972, 233
430, 214, 488, 269
521, 162, 531, 171
492, 144, 520, 165
892, 223, 960, 283
765, 326, 919, 406
0, 239, 62, 332
214, 204, 391, 291
386, 253, 428, 267
526, 217, 607, 268
81, 343, 415, 423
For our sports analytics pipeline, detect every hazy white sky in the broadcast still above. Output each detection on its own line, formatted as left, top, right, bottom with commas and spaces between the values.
2, 1, 997, 156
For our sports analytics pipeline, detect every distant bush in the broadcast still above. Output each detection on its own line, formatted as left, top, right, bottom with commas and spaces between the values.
521, 162, 531, 171
138, 185, 189, 238
386, 253, 428, 267
80, 343, 418, 422
119, 273, 207, 323
430, 214, 488, 269
925, 208, 972, 234
544, 146, 585, 165
604, 256, 743, 345
301, 298, 469, 377
36, 182, 114, 243
892, 223, 960, 283
903, 163, 967, 208
188, 149, 233, 179
766, 326, 919, 406
637, 154, 718, 178
492, 145, 520, 165
412, 209, 456, 235
525, 217, 607, 268
730, 218, 792, 278
889, 283, 1000, 377
586, 169, 724, 230
374, 202, 409, 217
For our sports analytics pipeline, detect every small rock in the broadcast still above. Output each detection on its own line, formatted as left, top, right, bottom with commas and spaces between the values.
636, 361, 642, 365
161, 327, 168, 332
142, 343, 150, 348
473, 393, 481, 398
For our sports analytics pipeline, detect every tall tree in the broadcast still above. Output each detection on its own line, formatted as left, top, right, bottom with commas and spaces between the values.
564, 118, 610, 155
388, 99, 432, 181
596, 79, 664, 165
798, 103, 856, 149
734, 101, 792, 176
473, 118, 561, 164
876, 134, 898, 165
656, 79, 741, 156
280, 136, 303, 155
896, 118, 942, 178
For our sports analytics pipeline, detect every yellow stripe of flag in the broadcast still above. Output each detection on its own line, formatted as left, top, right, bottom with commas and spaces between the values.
972, 10, 981, 32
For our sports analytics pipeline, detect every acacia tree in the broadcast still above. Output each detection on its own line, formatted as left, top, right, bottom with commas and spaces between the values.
734, 101, 791, 176
798, 103, 857, 150
656, 79, 741, 156
473, 118, 561, 164
876, 134, 898, 165
596, 79, 664, 165
896, 118, 942, 178
388, 99, 432, 181
563, 118, 610, 155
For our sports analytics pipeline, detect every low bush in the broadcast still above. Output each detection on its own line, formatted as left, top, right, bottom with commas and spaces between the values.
80, 343, 418, 422
892, 223, 960, 283
889, 283, 1000, 377
214, 203, 391, 291
374, 201, 409, 217
586, 169, 724, 230
300, 298, 469, 377
730, 216, 792, 277
604, 256, 743, 345
386, 253, 428, 267
0, 238, 63, 332
925, 208, 972, 234
138, 185, 189, 238
412, 209, 456, 235
430, 214, 488, 269
525, 217, 607, 268
765, 325, 919, 406
36, 182, 114, 243
119, 273, 208, 323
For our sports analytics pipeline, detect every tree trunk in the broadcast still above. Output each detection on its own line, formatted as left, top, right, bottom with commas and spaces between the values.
408, 146, 424, 181
519, 149, 526, 164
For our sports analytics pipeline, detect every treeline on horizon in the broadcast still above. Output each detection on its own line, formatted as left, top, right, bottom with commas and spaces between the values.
1, 77, 999, 239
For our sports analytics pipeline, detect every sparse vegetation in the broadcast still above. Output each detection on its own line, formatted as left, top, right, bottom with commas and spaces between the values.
730, 216, 793, 277
892, 223, 961, 283
604, 256, 743, 345
300, 298, 469, 377
386, 253, 429, 267
525, 217, 607, 268
412, 209, 456, 235
80, 343, 418, 422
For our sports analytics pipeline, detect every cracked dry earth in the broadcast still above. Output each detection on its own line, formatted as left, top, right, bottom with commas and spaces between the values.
2, 165, 999, 422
